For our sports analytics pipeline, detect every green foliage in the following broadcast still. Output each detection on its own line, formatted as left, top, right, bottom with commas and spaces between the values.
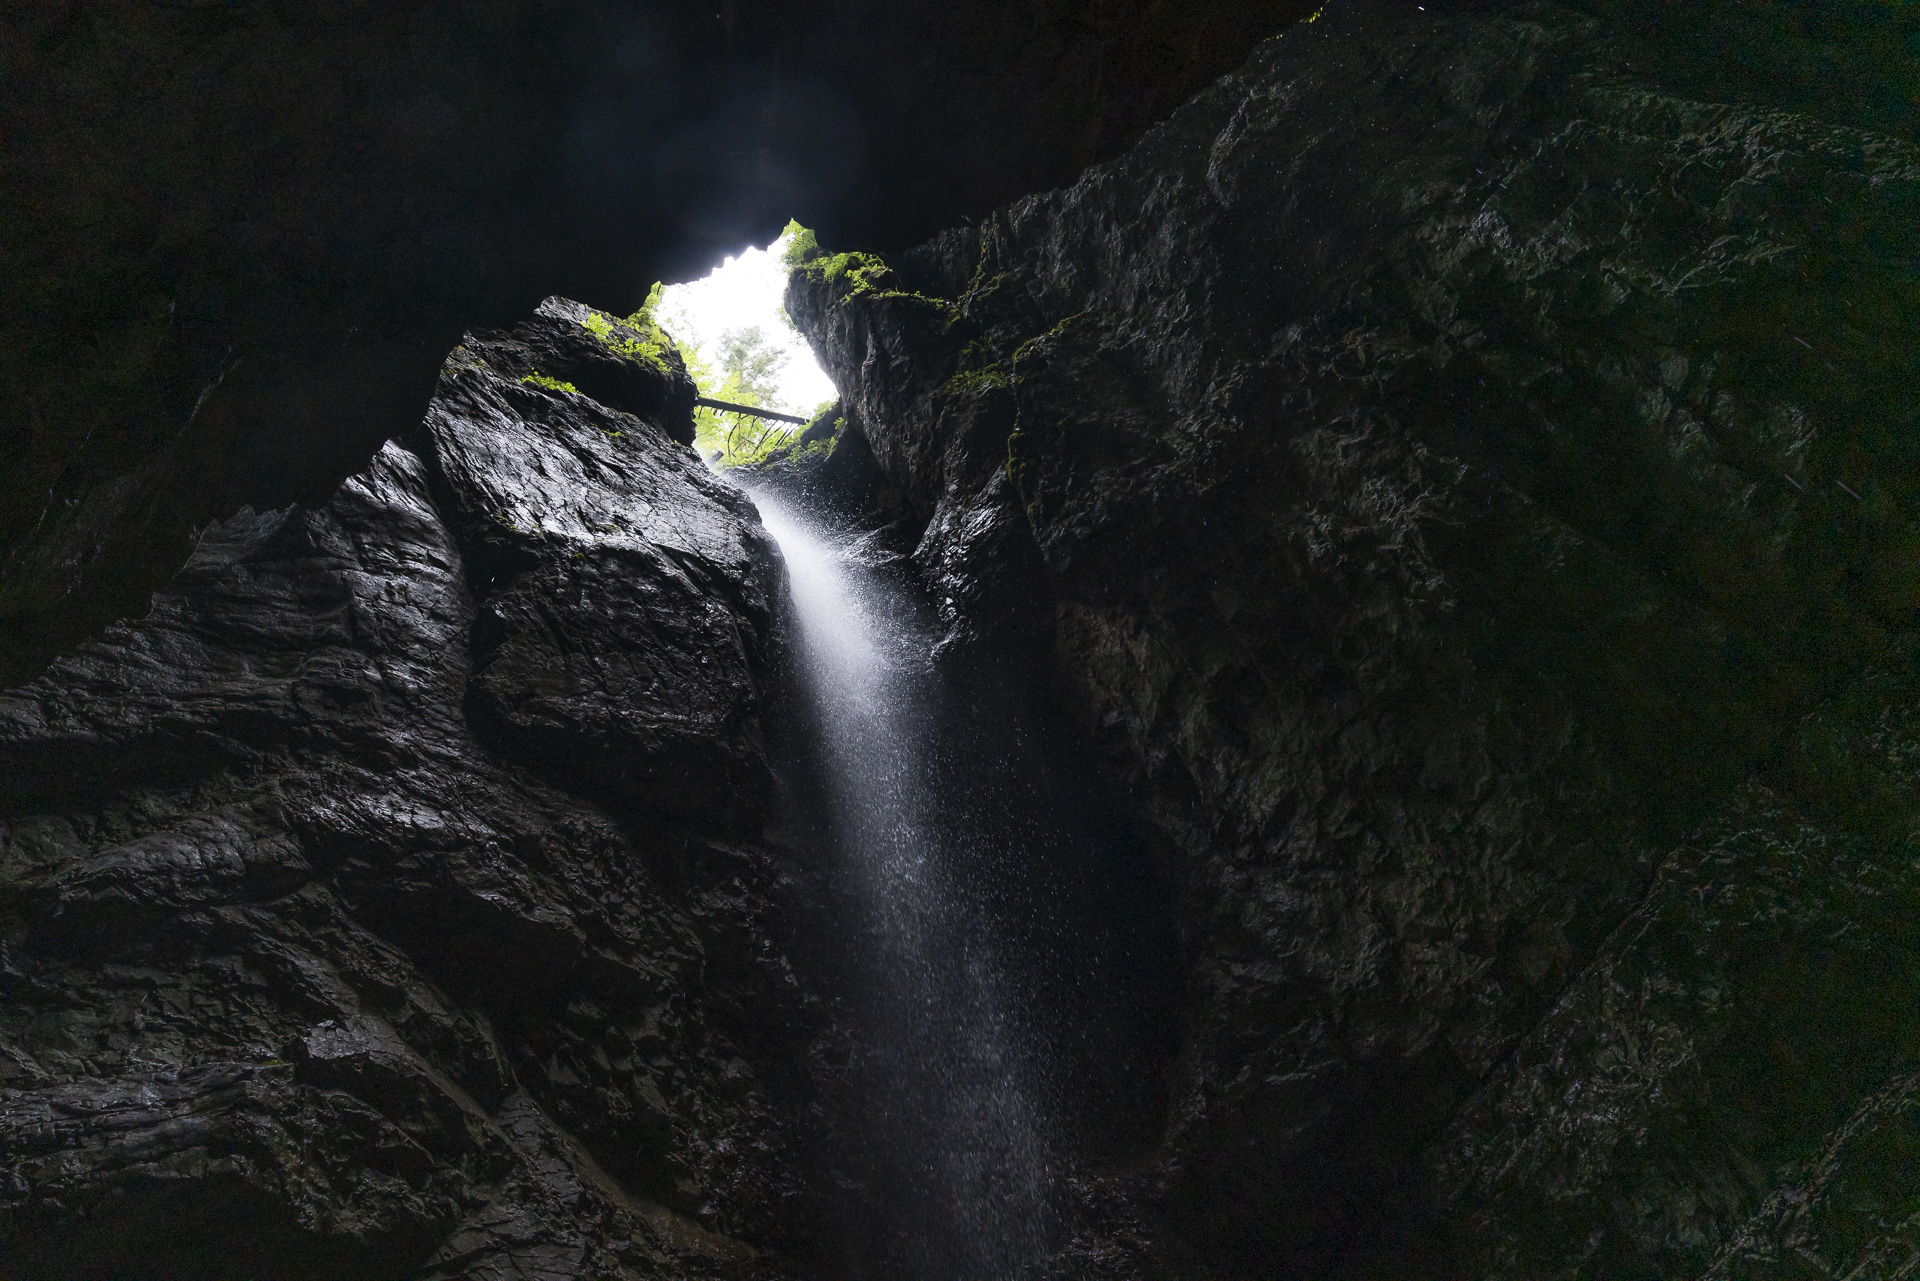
777, 224, 823, 328
790, 246, 959, 327
691, 325, 804, 466
1010, 309, 1089, 366
625, 281, 665, 329
521, 372, 578, 394
740, 403, 846, 472
778, 219, 821, 270
944, 339, 1011, 395
580, 307, 672, 371
778, 434, 837, 468
675, 338, 716, 396
945, 367, 1009, 395
702, 417, 801, 468
717, 326, 787, 403
572, 286, 675, 373
799, 250, 893, 294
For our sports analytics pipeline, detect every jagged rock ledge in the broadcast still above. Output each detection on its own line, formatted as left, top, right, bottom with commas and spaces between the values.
0, 301, 824, 1279
783, 2, 1920, 1275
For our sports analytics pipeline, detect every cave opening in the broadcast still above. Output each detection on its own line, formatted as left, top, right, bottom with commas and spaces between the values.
655, 222, 837, 466
14, 3, 1914, 1277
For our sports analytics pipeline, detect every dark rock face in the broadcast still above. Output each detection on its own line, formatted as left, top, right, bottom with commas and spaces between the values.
0, 302, 818, 1278
0, 0, 1315, 688
786, 2, 1920, 1275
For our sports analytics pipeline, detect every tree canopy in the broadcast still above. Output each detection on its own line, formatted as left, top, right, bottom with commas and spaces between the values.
689, 325, 797, 464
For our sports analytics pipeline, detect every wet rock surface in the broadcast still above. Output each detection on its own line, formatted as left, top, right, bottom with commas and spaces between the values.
786, 1, 1920, 1275
8, 3, 1920, 1277
0, 302, 820, 1278
0, 0, 1318, 689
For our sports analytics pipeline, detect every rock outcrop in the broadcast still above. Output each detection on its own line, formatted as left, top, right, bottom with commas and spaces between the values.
9, 3, 1920, 1277
0, 302, 820, 1278
785, 2, 1920, 1275
0, 0, 1318, 689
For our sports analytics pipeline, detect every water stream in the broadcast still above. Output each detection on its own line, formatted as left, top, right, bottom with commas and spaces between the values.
753, 490, 1060, 1277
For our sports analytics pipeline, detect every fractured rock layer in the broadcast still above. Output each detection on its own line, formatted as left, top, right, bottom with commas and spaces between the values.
6, 2, 1919, 1277
785, 2, 1920, 1275
0, 302, 817, 1279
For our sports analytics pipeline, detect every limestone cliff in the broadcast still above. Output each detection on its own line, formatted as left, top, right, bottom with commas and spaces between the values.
6, 2, 1918, 1276
785, 2, 1920, 1274
0, 302, 820, 1278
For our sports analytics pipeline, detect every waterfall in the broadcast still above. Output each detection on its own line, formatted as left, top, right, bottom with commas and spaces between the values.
753, 490, 1062, 1278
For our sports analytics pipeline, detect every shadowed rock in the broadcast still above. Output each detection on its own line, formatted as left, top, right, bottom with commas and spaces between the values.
785, 2, 1920, 1274
0, 301, 816, 1278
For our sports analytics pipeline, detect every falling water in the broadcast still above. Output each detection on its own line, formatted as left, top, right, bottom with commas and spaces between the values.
752, 490, 1064, 1278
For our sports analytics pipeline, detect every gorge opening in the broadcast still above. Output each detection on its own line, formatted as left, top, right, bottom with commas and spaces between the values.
13, 4, 1910, 1275
656, 223, 837, 466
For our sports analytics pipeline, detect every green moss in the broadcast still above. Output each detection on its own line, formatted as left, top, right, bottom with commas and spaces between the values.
782, 435, 838, 468
521, 372, 578, 394
580, 297, 673, 372
799, 249, 893, 292
954, 232, 1025, 317
940, 334, 1014, 395
778, 219, 820, 270
1010, 309, 1090, 367
624, 281, 665, 330
790, 248, 958, 323
740, 422, 838, 472
945, 366, 1009, 395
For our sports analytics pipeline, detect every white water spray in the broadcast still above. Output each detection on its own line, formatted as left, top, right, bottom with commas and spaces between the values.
753, 490, 1058, 1279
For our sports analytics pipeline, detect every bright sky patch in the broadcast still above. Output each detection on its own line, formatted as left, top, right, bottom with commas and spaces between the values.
657, 227, 837, 416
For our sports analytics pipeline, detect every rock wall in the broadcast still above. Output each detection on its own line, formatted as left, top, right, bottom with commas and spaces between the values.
785, 2, 1920, 1275
0, 0, 1316, 689
0, 302, 822, 1279
9, 3, 1919, 1276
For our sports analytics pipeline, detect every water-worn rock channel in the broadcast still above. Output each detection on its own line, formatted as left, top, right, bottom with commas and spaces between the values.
752, 487, 1172, 1278
758, 490, 1056, 1277
4, 2, 1919, 1278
